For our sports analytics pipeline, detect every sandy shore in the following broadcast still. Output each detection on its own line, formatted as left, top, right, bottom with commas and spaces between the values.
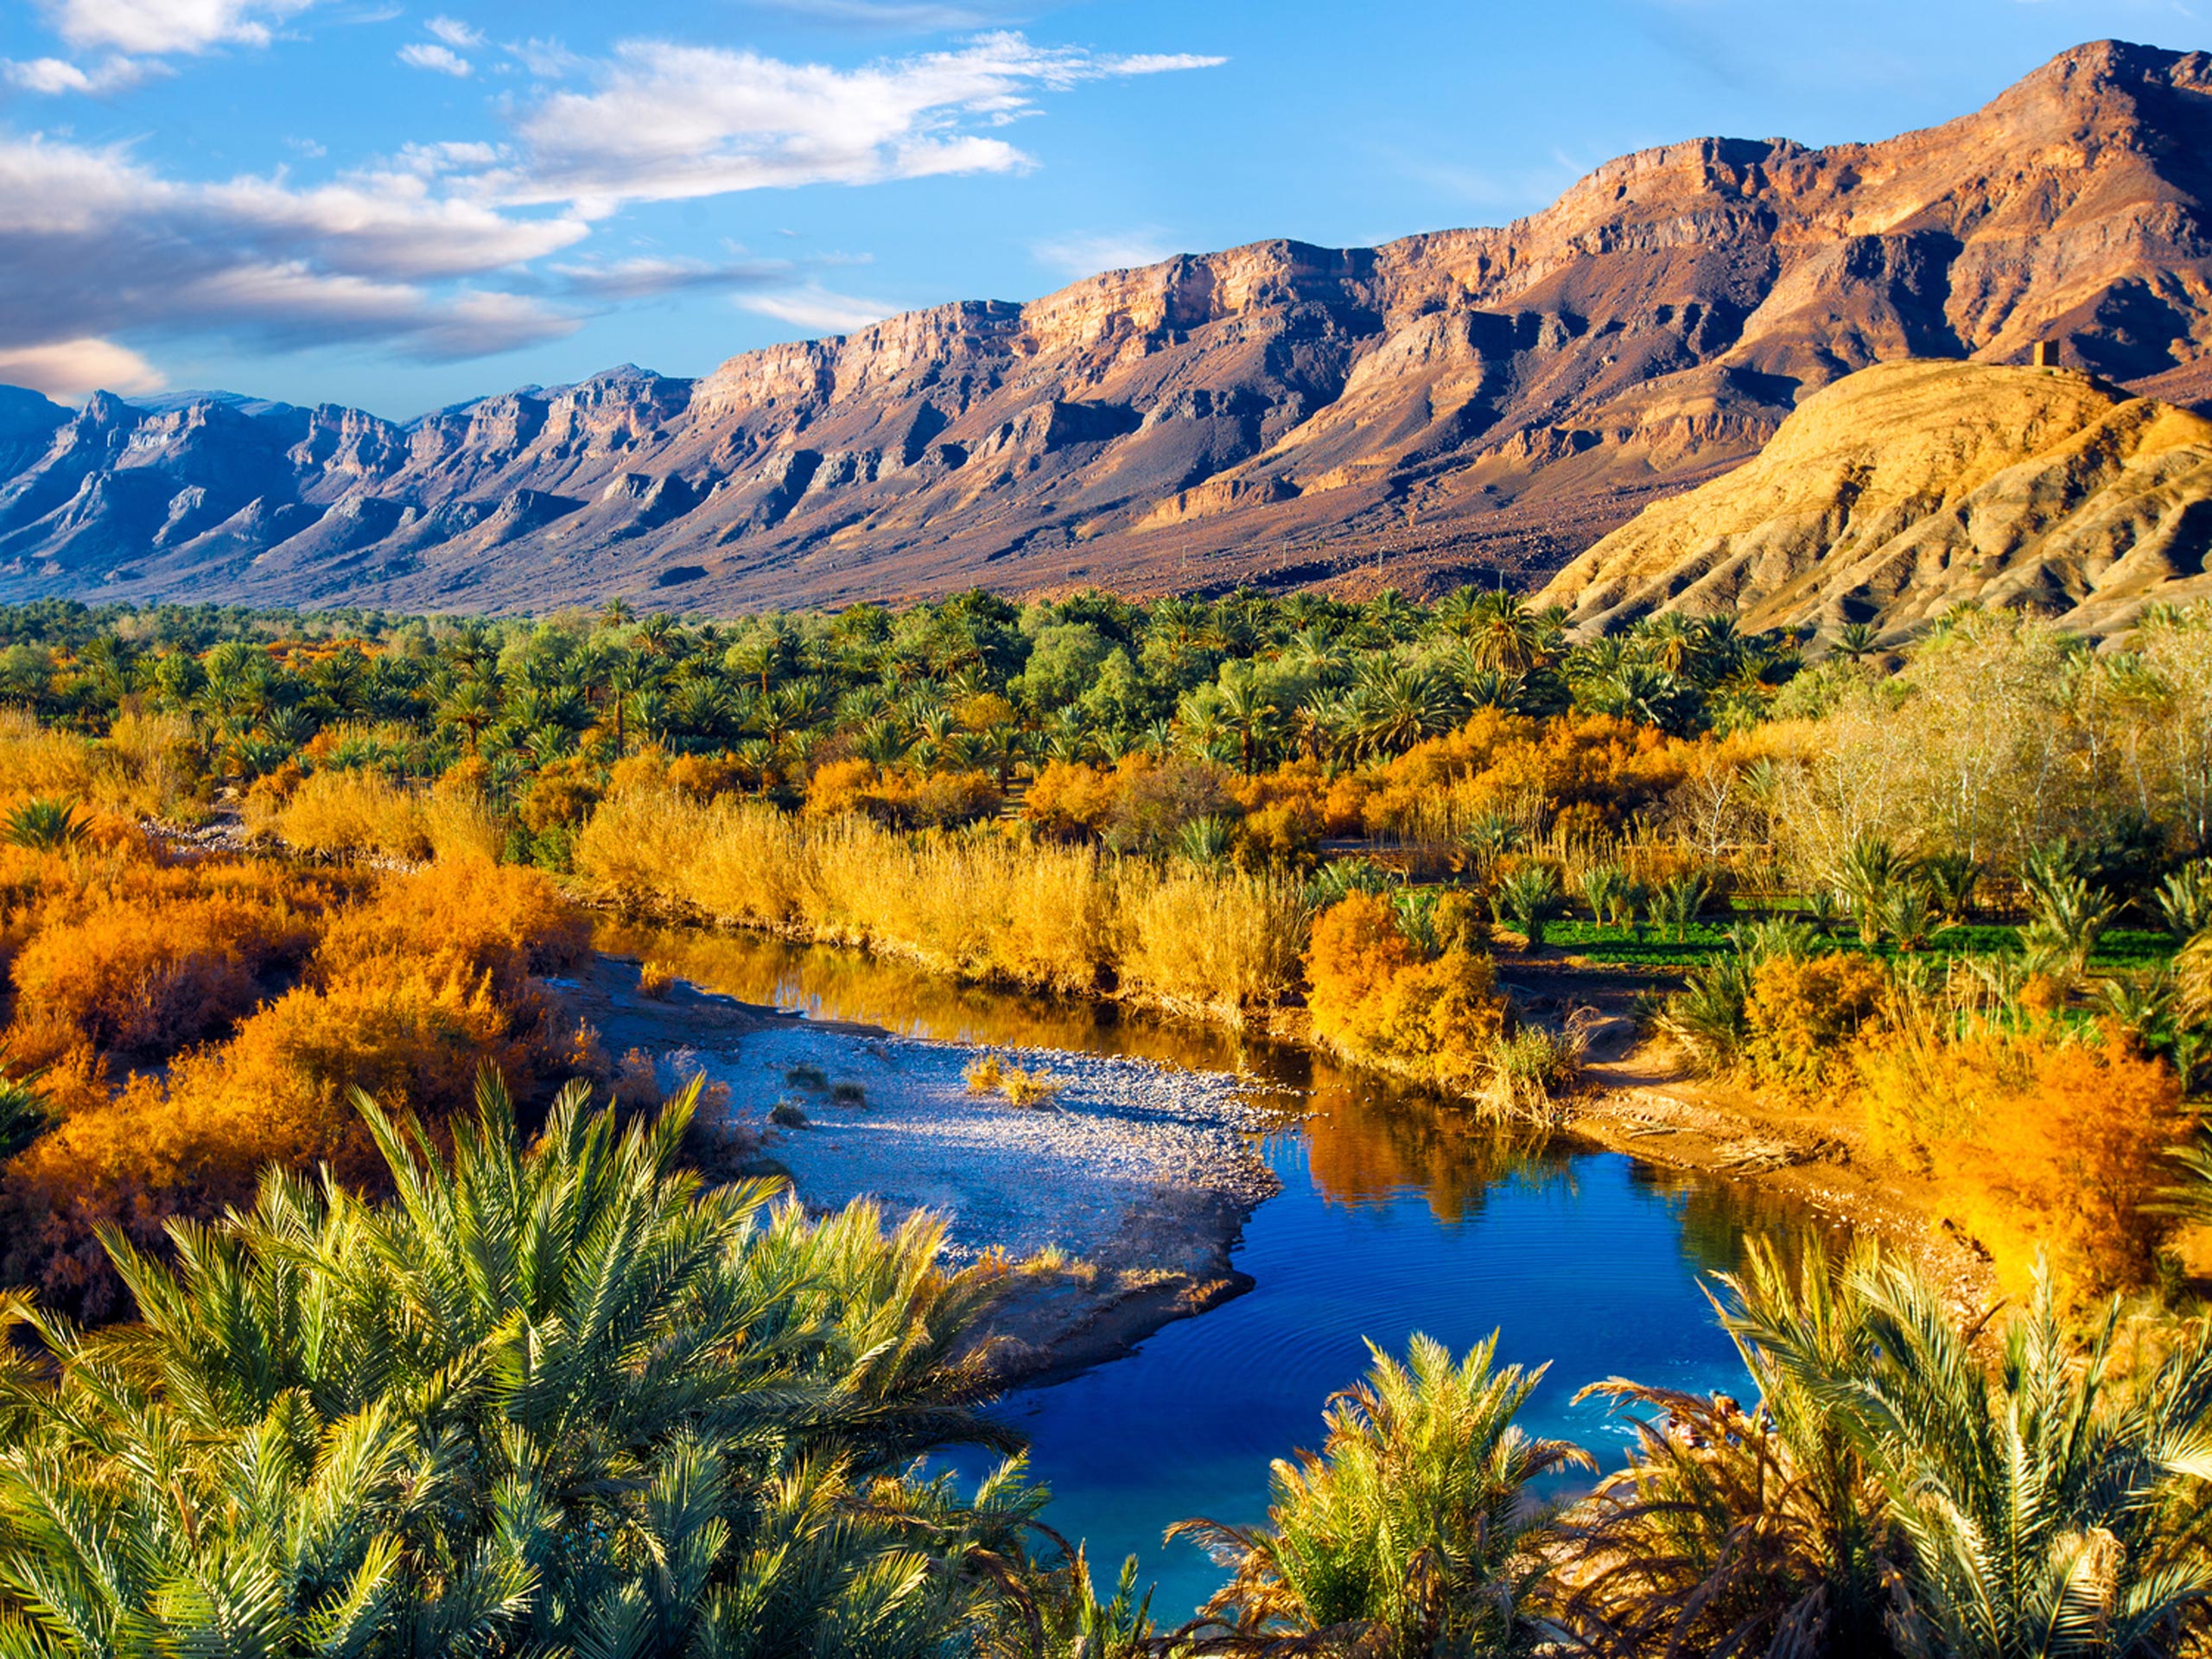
572, 955, 1283, 1382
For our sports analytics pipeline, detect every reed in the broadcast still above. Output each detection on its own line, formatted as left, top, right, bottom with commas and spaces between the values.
573, 784, 1305, 1019
258, 767, 430, 861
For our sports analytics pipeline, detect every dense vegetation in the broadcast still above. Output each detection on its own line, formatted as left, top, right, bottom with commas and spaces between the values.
3, 588, 2209, 1295
4, 588, 2212, 1654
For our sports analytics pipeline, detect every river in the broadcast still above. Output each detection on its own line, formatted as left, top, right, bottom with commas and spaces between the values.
596, 920, 1829, 1616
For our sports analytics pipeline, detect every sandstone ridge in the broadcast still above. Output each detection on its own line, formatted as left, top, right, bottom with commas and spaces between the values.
1534, 359, 2212, 639
3, 38, 2211, 613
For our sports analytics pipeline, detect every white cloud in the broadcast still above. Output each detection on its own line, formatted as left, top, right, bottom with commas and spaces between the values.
3, 53, 163, 93
738, 283, 899, 335
424, 13, 480, 47
505, 35, 583, 78
0, 132, 587, 365
40, 0, 319, 55
398, 40, 470, 75
477, 31, 1225, 214
1031, 228, 1175, 276
0, 336, 164, 399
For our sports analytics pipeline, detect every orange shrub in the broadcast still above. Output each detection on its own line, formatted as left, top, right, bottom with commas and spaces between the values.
1021, 760, 1119, 841
606, 747, 671, 797
1306, 893, 1508, 1088
1857, 1025, 2179, 1298
805, 758, 884, 819
1320, 772, 1375, 837
1233, 799, 1322, 873
10, 895, 310, 1058
805, 761, 1001, 830
1306, 892, 1420, 1051
1362, 711, 1688, 839
666, 753, 743, 798
3, 842, 355, 1065
521, 756, 602, 833
1742, 952, 1888, 1089
312, 861, 589, 1003
0, 859, 589, 1319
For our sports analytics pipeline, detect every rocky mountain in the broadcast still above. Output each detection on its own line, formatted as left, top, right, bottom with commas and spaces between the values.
3, 37, 2212, 615
1534, 359, 2212, 638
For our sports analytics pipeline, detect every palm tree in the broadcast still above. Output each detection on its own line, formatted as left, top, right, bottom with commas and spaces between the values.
0, 1066, 48, 1160
0, 1073, 1045, 1659
1171, 1332, 1591, 1657
1791, 1255, 2212, 1659
1560, 1237, 1900, 1659
1832, 620, 1882, 662
1837, 835, 1916, 946
1, 797, 90, 851
1494, 863, 1565, 950
1351, 662, 1452, 758
2021, 855, 2117, 977
435, 679, 501, 753
1632, 611, 1701, 677
1467, 590, 1542, 676
1217, 661, 1281, 777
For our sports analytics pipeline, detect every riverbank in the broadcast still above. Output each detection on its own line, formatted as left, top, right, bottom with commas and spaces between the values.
1500, 953, 2000, 1313
586, 914, 2000, 1318
570, 952, 1285, 1383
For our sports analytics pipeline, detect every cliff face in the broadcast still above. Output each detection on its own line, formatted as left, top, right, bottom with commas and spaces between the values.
1534, 359, 2212, 638
4, 38, 2212, 614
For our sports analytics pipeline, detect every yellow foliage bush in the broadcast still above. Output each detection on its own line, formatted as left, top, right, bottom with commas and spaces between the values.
575, 783, 1294, 1012
261, 767, 430, 860
1305, 893, 1508, 1088
1021, 760, 1120, 841
1114, 864, 1306, 1017
421, 779, 505, 864
1742, 952, 1889, 1089
1856, 1024, 2178, 1298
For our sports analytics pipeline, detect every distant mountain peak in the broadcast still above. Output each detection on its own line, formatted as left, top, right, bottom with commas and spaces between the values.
2, 37, 2209, 613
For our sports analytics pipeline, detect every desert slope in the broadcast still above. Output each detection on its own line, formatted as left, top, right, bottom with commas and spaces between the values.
1535, 359, 2212, 638
3, 37, 2211, 613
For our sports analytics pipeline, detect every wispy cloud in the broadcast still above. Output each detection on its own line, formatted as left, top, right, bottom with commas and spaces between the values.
738, 283, 900, 334
3, 53, 164, 93
739, 0, 1041, 28
1030, 228, 1176, 276
425, 14, 482, 47
474, 31, 1225, 216
555, 255, 796, 300
398, 40, 472, 75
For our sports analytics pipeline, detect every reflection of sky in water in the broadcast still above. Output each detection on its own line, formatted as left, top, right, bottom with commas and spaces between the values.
601, 921, 1835, 1617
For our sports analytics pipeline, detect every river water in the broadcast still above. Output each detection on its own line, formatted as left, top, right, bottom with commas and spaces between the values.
597, 921, 1827, 1616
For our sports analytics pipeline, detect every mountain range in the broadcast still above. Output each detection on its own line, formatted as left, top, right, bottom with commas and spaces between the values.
3, 37, 2211, 616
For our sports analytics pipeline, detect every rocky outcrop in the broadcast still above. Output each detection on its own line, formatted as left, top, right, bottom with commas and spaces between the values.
3, 39, 2211, 612
1534, 359, 2212, 638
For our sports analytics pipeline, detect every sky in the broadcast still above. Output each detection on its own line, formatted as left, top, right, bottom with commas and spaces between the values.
0, 0, 2202, 419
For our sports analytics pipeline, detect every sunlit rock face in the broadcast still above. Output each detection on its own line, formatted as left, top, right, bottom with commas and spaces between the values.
1537, 359, 2212, 639
3, 40, 2211, 613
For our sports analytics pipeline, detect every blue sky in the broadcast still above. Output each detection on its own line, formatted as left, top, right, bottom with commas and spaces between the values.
0, 0, 2201, 418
